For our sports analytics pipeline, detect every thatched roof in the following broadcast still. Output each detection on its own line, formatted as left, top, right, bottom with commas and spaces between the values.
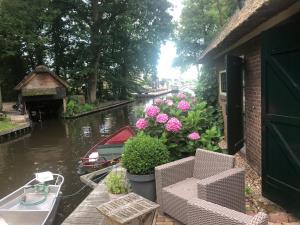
199, 0, 298, 63
15, 65, 70, 90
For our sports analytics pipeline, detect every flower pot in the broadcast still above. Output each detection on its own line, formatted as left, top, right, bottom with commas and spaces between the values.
126, 173, 156, 201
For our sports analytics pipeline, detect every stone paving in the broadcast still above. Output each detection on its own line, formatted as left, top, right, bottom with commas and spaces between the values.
154, 154, 300, 225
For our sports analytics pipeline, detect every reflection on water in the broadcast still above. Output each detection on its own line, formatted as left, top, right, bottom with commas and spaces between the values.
0, 98, 153, 224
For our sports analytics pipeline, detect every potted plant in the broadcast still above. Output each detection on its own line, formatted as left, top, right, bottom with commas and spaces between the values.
105, 169, 128, 195
122, 133, 169, 201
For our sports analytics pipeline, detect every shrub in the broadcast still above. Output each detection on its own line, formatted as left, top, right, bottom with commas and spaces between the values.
81, 103, 95, 112
105, 170, 128, 194
66, 99, 80, 115
195, 65, 219, 107
122, 134, 170, 175
134, 92, 224, 160
65, 99, 96, 116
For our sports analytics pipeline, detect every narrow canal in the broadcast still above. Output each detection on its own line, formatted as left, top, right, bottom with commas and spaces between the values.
0, 98, 156, 224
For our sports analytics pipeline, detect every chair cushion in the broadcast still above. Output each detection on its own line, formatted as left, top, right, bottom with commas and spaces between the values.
193, 149, 234, 180
162, 178, 199, 224
163, 177, 199, 200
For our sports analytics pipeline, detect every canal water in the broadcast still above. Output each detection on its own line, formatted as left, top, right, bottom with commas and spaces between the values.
0, 98, 155, 224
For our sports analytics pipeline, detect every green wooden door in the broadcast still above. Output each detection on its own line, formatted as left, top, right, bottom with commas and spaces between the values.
226, 55, 244, 155
262, 19, 300, 215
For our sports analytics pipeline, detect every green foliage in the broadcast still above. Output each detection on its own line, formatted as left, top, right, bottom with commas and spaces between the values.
0, 117, 22, 132
174, 0, 237, 71
105, 170, 128, 194
200, 126, 222, 152
0, 0, 173, 102
81, 103, 95, 112
195, 65, 219, 107
137, 92, 224, 160
194, 65, 224, 135
245, 185, 252, 196
122, 134, 170, 175
65, 99, 96, 116
133, 106, 145, 118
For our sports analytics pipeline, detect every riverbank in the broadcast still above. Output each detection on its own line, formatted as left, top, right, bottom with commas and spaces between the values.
0, 120, 31, 142
0, 118, 26, 132
1, 103, 31, 142
133, 89, 174, 98
63, 100, 134, 119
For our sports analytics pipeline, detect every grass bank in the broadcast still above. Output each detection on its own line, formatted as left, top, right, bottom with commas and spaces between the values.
63, 99, 134, 119
0, 119, 23, 133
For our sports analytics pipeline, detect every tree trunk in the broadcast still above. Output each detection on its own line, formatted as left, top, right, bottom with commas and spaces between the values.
87, 0, 101, 104
196, 64, 201, 77
120, 42, 130, 99
0, 84, 3, 112
87, 73, 97, 103
120, 64, 128, 99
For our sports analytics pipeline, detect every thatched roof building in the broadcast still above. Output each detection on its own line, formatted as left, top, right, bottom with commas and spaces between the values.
15, 65, 70, 120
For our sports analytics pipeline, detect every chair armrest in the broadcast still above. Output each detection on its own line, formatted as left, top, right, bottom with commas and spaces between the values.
246, 212, 268, 225
187, 198, 251, 225
155, 156, 194, 211
197, 168, 245, 213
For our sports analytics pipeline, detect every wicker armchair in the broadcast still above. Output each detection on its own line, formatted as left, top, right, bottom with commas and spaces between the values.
155, 149, 245, 224
187, 199, 268, 225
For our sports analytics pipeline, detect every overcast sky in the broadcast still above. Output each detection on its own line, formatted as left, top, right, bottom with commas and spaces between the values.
156, 0, 198, 81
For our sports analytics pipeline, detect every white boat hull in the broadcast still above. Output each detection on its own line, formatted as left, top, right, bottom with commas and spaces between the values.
0, 173, 64, 225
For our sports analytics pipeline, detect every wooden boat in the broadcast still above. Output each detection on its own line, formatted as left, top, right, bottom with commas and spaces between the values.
0, 172, 64, 225
78, 126, 134, 174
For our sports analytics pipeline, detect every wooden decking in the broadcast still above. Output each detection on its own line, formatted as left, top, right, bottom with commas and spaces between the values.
62, 184, 109, 225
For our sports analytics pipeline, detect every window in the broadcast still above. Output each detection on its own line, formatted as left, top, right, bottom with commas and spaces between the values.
219, 70, 227, 95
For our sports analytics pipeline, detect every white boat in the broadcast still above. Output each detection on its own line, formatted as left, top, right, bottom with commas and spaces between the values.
0, 172, 64, 225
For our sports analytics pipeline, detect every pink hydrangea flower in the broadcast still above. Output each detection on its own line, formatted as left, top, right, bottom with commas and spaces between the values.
156, 113, 169, 124
154, 98, 164, 105
165, 117, 182, 133
177, 92, 186, 99
135, 118, 148, 130
188, 132, 201, 140
177, 100, 190, 112
145, 105, 160, 117
165, 99, 173, 106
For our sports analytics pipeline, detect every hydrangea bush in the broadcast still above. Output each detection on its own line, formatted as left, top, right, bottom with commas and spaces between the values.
135, 91, 223, 160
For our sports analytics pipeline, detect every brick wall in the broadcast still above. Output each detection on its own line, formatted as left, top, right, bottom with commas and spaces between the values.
243, 39, 262, 174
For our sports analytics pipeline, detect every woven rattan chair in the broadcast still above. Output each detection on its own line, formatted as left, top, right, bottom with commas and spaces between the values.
155, 149, 245, 224
187, 199, 268, 225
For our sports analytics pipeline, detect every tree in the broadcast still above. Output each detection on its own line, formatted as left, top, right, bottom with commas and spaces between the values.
173, 0, 238, 109
107, 0, 173, 98
0, 81, 2, 112
0, 0, 173, 103
0, 0, 57, 100
173, 0, 237, 73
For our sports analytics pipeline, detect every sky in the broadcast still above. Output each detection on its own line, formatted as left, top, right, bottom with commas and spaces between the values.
156, 0, 198, 82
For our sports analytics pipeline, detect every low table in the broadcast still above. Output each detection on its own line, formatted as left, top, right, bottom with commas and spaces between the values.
97, 193, 159, 225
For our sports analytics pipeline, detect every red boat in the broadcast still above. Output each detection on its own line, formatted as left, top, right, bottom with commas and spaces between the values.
78, 126, 135, 174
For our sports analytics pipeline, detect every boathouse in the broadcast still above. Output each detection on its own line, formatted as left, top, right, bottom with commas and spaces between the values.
15, 65, 70, 120
200, 0, 300, 215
